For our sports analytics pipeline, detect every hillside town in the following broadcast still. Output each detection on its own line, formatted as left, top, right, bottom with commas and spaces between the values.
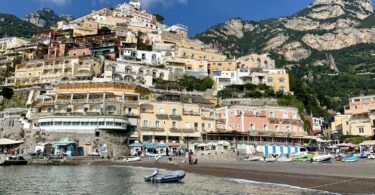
0, 0, 374, 162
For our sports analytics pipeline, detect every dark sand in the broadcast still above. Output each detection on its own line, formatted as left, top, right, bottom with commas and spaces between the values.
121, 158, 375, 194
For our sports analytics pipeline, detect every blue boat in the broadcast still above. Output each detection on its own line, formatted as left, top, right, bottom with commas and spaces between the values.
342, 156, 358, 162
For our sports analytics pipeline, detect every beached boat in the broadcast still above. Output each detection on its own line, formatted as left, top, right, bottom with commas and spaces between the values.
123, 157, 141, 162
277, 156, 292, 162
244, 156, 261, 161
263, 156, 277, 162
293, 154, 314, 162
313, 155, 332, 163
0, 156, 28, 166
342, 156, 358, 162
144, 170, 186, 183
368, 154, 375, 160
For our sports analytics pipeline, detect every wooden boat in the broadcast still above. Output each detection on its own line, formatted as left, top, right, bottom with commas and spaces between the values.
144, 170, 186, 183
313, 155, 332, 163
123, 157, 141, 162
0, 156, 28, 166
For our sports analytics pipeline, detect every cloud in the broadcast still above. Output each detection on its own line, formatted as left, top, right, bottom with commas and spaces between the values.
140, 0, 188, 9
38, 0, 70, 6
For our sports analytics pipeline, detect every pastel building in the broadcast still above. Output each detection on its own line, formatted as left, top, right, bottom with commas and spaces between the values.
215, 105, 306, 139
331, 95, 375, 137
5, 56, 102, 87
137, 94, 216, 144
212, 68, 290, 94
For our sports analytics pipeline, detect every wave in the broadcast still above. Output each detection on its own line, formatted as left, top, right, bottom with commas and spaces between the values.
224, 178, 340, 195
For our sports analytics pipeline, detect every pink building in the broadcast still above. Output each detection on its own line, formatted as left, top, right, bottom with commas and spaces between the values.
215, 105, 306, 138
344, 95, 375, 115
68, 48, 92, 57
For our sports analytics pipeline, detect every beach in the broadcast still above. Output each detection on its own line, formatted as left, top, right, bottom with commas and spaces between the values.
125, 157, 375, 194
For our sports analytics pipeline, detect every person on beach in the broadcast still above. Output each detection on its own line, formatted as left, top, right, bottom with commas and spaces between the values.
188, 152, 192, 165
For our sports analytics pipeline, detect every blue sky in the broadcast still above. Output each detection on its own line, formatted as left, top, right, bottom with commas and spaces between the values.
0, 0, 373, 35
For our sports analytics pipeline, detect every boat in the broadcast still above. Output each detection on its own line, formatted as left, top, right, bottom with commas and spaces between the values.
313, 155, 332, 163
244, 156, 261, 161
342, 156, 358, 162
293, 154, 314, 162
123, 157, 141, 162
368, 154, 375, 160
277, 156, 292, 162
0, 156, 28, 166
263, 156, 277, 162
144, 170, 186, 183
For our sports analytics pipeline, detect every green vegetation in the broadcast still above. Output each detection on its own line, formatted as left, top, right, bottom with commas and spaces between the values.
153, 13, 165, 24
178, 76, 214, 92
0, 92, 28, 111
0, 13, 42, 38
98, 26, 112, 35
339, 135, 373, 145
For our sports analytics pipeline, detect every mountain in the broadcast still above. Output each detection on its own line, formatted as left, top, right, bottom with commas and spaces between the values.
24, 8, 73, 28
0, 13, 42, 38
195, 0, 375, 113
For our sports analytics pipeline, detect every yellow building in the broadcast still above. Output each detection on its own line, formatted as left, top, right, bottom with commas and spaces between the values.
208, 60, 237, 77
137, 95, 216, 144
73, 21, 99, 37
264, 69, 290, 93
5, 56, 102, 87
331, 114, 351, 135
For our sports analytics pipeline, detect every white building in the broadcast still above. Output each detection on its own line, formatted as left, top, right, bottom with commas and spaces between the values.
118, 49, 163, 65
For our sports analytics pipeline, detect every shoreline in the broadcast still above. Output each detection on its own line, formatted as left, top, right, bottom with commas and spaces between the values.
123, 158, 375, 194
26, 157, 375, 194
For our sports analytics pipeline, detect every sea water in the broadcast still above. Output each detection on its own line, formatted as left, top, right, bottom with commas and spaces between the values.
0, 165, 337, 195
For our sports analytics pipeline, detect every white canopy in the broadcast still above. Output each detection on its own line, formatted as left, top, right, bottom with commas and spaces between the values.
359, 140, 375, 146
0, 139, 24, 146
217, 141, 231, 146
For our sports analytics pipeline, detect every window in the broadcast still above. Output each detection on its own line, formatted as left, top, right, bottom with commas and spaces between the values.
159, 108, 164, 114
267, 77, 273, 83
263, 124, 268, 131
283, 112, 288, 119
184, 122, 190, 129
354, 106, 358, 110
194, 122, 199, 130
172, 108, 177, 116
143, 120, 149, 127
99, 122, 105, 126
172, 121, 177, 129
286, 125, 291, 132
72, 122, 80, 126
269, 112, 274, 118
202, 123, 205, 129
250, 123, 255, 131
155, 121, 160, 128
279, 77, 285, 83
359, 127, 365, 134
275, 125, 280, 132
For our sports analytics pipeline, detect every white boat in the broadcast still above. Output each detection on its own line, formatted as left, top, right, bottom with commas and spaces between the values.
367, 154, 375, 160
263, 156, 277, 162
277, 156, 292, 162
313, 155, 332, 163
244, 156, 261, 161
123, 157, 141, 162
144, 170, 186, 183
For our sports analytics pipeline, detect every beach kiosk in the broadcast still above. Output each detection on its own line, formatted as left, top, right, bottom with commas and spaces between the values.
359, 140, 375, 154
130, 141, 143, 156
0, 139, 24, 155
54, 138, 77, 156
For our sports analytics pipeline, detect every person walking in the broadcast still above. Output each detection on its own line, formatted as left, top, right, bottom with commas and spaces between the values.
188, 152, 192, 165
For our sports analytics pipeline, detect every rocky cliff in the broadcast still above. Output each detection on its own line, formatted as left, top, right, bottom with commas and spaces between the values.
195, 0, 375, 112
24, 8, 73, 28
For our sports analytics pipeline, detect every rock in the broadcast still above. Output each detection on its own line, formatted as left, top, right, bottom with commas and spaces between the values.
278, 42, 311, 61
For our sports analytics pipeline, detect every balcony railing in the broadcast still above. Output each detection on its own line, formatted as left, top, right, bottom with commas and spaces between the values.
156, 114, 169, 119
139, 127, 165, 132
169, 128, 196, 133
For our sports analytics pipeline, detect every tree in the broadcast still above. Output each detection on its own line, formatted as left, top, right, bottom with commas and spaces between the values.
1, 87, 14, 99
153, 13, 165, 24
98, 26, 111, 35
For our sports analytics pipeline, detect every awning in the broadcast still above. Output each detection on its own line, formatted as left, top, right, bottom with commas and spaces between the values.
130, 141, 143, 147
168, 142, 180, 148
55, 138, 76, 145
359, 140, 375, 146
144, 143, 155, 149
0, 139, 24, 146
336, 143, 357, 148
156, 143, 168, 148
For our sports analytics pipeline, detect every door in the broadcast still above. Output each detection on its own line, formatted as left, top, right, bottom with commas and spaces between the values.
264, 145, 269, 156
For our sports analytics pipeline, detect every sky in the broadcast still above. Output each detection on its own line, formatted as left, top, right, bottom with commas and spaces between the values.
0, 0, 372, 35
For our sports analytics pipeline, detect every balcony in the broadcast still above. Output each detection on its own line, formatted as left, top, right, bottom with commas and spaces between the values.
156, 114, 169, 120
55, 100, 71, 105
169, 115, 182, 120
202, 116, 215, 121
183, 111, 200, 116
72, 99, 87, 104
139, 127, 165, 132
36, 100, 54, 106
170, 128, 196, 133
